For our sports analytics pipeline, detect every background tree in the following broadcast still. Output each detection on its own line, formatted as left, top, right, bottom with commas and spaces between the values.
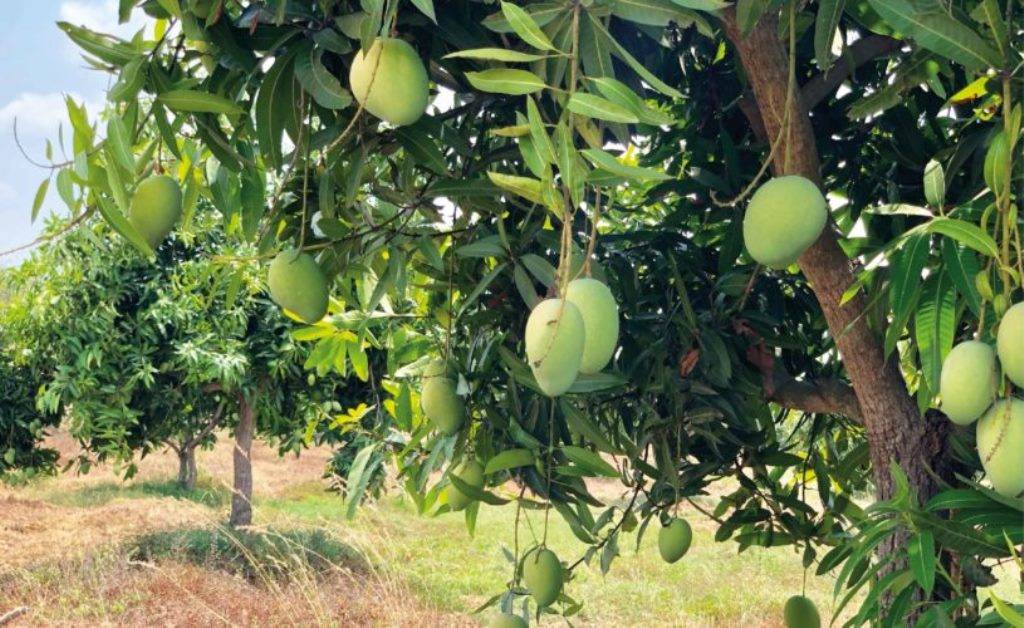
12, 0, 1021, 623
2, 213, 367, 525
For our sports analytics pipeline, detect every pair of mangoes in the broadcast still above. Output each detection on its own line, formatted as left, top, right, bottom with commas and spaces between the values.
939, 303, 1024, 498
524, 278, 620, 397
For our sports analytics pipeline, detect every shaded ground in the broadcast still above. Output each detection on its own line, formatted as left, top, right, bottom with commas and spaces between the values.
2, 433, 1019, 626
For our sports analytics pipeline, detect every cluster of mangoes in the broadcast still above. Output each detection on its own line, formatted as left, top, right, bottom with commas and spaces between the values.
940, 303, 1024, 499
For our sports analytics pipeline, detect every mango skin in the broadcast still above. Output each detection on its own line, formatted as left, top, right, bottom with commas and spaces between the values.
421, 376, 464, 435
349, 37, 429, 126
997, 303, 1024, 387
447, 459, 484, 511
128, 175, 182, 248
940, 341, 998, 425
522, 548, 563, 608
268, 249, 329, 323
488, 614, 527, 628
743, 175, 828, 268
976, 398, 1024, 499
657, 518, 692, 563
565, 278, 619, 374
525, 299, 585, 396
783, 595, 821, 628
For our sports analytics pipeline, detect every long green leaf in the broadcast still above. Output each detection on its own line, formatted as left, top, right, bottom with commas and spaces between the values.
907, 530, 936, 597
814, 0, 845, 71
484, 449, 536, 475
466, 69, 546, 95
500, 1, 558, 51
567, 93, 639, 124
157, 90, 244, 115
866, 0, 1002, 72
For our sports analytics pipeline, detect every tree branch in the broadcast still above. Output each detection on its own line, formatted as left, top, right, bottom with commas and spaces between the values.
746, 342, 862, 422
801, 34, 903, 109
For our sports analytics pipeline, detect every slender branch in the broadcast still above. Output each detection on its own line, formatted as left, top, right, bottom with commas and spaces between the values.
801, 34, 902, 109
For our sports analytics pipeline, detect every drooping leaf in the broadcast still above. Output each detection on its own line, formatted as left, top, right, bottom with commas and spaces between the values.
466, 69, 546, 95
156, 89, 245, 115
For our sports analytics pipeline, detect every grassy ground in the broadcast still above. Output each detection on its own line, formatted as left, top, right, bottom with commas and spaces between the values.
1, 434, 1019, 626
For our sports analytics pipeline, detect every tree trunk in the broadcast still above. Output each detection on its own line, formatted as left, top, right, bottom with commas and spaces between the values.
719, 10, 954, 609
720, 5, 948, 508
177, 445, 198, 491
229, 393, 255, 527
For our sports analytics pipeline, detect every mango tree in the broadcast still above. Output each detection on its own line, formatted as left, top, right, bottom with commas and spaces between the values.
22, 0, 1023, 623
1, 214, 369, 525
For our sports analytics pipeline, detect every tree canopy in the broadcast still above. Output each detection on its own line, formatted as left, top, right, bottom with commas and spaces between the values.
3, 0, 1022, 624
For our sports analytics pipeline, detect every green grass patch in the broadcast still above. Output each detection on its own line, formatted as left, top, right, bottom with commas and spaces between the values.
128, 526, 363, 581
39, 477, 229, 508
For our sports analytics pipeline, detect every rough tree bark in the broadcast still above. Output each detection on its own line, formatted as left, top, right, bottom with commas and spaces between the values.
229, 393, 255, 527
719, 17, 958, 611
721, 6, 950, 507
177, 446, 198, 490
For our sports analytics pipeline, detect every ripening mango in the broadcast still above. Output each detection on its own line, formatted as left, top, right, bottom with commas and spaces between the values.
997, 302, 1024, 387
522, 547, 563, 607
565, 278, 619, 374
976, 398, 1024, 499
268, 249, 329, 324
657, 518, 692, 563
743, 176, 828, 268
525, 299, 585, 396
128, 175, 182, 249
940, 341, 998, 425
447, 459, 484, 511
784, 595, 821, 628
349, 38, 429, 126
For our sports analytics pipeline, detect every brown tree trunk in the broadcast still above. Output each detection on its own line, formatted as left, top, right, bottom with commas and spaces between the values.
177, 445, 198, 491
229, 393, 255, 527
720, 11, 954, 609
720, 5, 948, 508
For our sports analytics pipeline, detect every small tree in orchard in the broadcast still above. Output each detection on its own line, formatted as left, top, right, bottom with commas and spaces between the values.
14, 0, 1022, 624
1, 215, 363, 525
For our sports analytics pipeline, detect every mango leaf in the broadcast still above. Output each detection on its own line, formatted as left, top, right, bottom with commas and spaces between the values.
989, 595, 1024, 628
589, 77, 674, 125
484, 449, 536, 475
586, 13, 683, 99
925, 217, 999, 258
908, 529, 936, 597
466, 69, 546, 95
500, 1, 558, 51
486, 171, 546, 205
670, 0, 728, 9
885, 233, 929, 356
96, 194, 155, 259
457, 263, 507, 318
409, 0, 436, 23
443, 48, 546, 62
814, 0, 845, 71
914, 275, 954, 394
581, 149, 671, 181
940, 241, 982, 316
295, 43, 352, 109
395, 126, 448, 175
157, 90, 244, 115
736, 0, 770, 35
255, 48, 299, 169
562, 446, 619, 478
345, 443, 380, 518
865, 0, 1002, 72
567, 371, 629, 393
482, 3, 562, 33
923, 158, 945, 208
567, 93, 639, 124
611, 0, 696, 27
31, 178, 49, 223
449, 474, 510, 505
58, 22, 138, 66
105, 117, 135, 174
525, 97, 556, 165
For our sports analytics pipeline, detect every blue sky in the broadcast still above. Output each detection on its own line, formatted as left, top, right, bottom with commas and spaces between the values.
0, 1, 146, 265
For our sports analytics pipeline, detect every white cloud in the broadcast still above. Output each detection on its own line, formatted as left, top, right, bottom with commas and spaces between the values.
59, 0, 149, 36
0, 92, 102, 136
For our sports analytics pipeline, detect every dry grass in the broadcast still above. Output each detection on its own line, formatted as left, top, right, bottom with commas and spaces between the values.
3, 433, 1019, 626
